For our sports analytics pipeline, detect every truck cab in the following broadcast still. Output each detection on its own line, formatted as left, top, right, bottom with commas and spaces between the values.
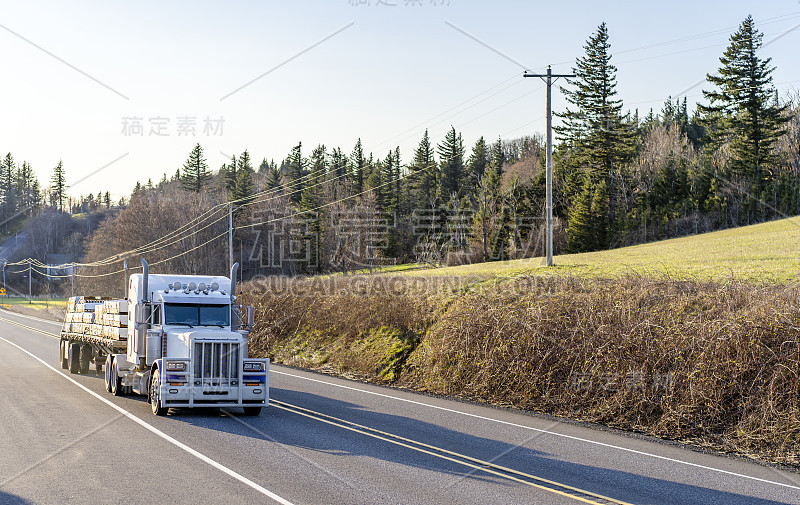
110, 261, 268, 416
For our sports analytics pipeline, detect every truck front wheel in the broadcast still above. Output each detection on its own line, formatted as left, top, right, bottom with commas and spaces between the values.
67, 342, 81, 374
150, 369, 165, 416
243, 407, 262, 416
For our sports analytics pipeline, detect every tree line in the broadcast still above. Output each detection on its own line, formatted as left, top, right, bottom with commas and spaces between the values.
7, 15, 800, 294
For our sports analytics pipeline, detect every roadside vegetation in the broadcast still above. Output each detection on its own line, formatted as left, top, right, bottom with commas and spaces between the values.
244, 217, 800, 467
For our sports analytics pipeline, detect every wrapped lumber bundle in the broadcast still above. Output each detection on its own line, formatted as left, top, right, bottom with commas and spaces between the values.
101, 299, 129, 340
103, 299, 128, 314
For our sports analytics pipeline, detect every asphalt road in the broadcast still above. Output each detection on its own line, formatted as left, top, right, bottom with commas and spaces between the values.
1, 309, 799, 505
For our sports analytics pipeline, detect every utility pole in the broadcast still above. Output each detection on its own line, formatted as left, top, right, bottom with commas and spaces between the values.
523, 65, 574, 267
228, 203, 234, 269
2, 261, 5, 298
28, 261, 31, 302
123, 259, 128, 298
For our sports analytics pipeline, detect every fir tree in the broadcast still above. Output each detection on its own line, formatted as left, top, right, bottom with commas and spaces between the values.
408, 130, 438, 207
699, 15, 789, 218
51, 160, 68, 212
286, 142, 306, 203
266, 164, 282, 190
468, 136, 489, 189
437, 126, 465, 197
330, 147, 349, 180
224, 155, 238, 193
2, 153, 16, 220
557, 22, 635, 238
300, 146, 327, 272
238, 150, 254, 173
180, 143, 211, 193
490, 138, 505, 177
231, 166, 255, 204
566, 180, 595, 252
350, 139, 366, 194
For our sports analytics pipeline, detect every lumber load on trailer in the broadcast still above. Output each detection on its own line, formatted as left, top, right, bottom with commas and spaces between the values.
62, 297, 127, 341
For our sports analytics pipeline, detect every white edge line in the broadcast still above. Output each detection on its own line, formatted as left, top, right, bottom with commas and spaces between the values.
0, 334, 295, 505
272, 370, 800, 491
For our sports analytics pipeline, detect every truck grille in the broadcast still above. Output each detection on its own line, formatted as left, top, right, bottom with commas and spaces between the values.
193, 341, 239, 386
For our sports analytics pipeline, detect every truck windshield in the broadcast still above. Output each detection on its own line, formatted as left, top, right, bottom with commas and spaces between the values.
164, 304, 230, 326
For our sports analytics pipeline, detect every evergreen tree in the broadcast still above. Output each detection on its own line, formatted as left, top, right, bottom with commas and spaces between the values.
286, 142, 306, 203
699, 15, 789, 218
350, 139, 367, 194
258, 157, 270, 174
2, 153, 16, 220
330, 147, 349, 180
51, 160, 68, 212
300, 146, 327, 272
468, 136, 489, 189
231, 167, 255, 204
408, 130, 438, 207
266, 164, 282, 190
566, 180, 595, 252
437, 126, 465, 197
180, 143, 211, 193
557, 22, 635, 239
490, 138, 505, 177
15, 160, 39, 210
238, 150, 254, 174
309, 144, 327, 182
224, 155, 238, 192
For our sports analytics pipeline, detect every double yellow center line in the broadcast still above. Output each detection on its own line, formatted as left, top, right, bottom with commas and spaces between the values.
272, 400, 633, 505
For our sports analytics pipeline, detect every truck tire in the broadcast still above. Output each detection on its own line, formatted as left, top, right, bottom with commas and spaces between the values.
60, 341, 68, 369
104, 355, 113, 393
110, 358, 124, 396
79, 345, 93, 374
150, 368, 165, 416
243, 407, 262, 417
68, 342, 81, 374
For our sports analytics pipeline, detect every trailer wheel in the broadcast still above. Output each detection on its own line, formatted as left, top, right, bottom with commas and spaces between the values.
79, 345, 93, 374
60, 341, 68, 369
150, 368, 165, 416
67, 342, 81, 374
243, 407, 262, 417
104, 355, 113, 393
110, 358, 124, 396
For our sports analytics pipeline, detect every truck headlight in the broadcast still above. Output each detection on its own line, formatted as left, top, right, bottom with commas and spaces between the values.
166, 361, 187, 371
243, 362, 264, 372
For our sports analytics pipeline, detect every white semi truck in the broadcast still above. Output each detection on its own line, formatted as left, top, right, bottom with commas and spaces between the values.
59, 260, 269, 416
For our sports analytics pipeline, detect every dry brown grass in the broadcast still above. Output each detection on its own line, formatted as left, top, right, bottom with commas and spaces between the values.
244, 274, 800, 466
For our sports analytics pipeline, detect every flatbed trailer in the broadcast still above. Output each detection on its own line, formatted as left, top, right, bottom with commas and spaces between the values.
58, 331, 126, 374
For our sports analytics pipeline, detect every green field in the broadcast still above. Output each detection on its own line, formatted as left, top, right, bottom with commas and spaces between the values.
0, 297, 68, 310
393, 216, 800, 283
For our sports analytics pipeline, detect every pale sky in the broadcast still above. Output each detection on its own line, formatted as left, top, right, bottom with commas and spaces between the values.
1, 0, 799, 200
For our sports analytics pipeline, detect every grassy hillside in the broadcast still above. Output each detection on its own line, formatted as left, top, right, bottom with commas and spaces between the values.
392, 216, 800, 283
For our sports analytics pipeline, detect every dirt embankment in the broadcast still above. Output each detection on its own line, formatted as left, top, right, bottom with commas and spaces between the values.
244, 274, 800, 466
